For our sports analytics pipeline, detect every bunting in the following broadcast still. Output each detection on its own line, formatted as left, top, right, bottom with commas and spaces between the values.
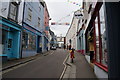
51, 22, 70, 25
67, 0, 81, 6
67, 0, 83, 10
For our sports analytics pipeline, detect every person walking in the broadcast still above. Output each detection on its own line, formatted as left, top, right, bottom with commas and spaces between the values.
69, 45, 71, 50
70, 48, 75, 63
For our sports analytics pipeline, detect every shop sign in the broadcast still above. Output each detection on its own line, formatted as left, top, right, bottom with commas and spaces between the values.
74, 10, 83, 19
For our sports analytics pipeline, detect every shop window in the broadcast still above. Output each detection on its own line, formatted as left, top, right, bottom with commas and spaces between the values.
94, 4, 108, 68
95, 16, 100, 63
22, 31, 28, 50
99, 4, 108, 66
22, 31, 36, 51
9, 2, 18, 21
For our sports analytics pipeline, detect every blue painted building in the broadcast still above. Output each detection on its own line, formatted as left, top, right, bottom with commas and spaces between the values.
0, 1, 23, 61
21, 1, 45, 57
0, 0, 48, 60
77, 29, 85, 55
0, 17, 22, 61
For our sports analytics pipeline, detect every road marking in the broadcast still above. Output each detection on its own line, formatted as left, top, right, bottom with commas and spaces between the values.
59, 54, 69, 80
50, 51, 54, 55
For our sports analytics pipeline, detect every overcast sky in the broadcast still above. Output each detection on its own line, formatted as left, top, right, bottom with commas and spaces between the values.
44, 0, 82, 37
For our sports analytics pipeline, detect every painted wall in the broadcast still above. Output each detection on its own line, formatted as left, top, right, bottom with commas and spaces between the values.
77, 30, 86, 54
66, 17, 79, 50
44, 3, 49, 36
0, 1, 10, 18
23, 1, 44, 32
0, 1, 24, 26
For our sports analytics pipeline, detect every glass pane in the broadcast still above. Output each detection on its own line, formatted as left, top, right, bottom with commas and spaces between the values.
22, 31, 36, 51
99, 4, 108, 66
95, 16, 100, 63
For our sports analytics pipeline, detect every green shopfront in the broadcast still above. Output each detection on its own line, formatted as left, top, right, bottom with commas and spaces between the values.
0, 17, 21, 62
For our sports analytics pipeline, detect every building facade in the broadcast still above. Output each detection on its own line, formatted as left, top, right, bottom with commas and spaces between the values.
66, 14, 79, 50
0, 0, 50, 61
82, 1, 108, 78
21, 1, 45, 57
0, 1, 22, 61
49, 29, 57, 49
57, 36, 65, 48
44, 2, 50, 51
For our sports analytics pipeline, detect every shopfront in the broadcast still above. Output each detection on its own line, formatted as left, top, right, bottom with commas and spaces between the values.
22, 23, 42, 57
85, 2, 108, 78
44, 36, 49, 51
0, 17, 21, 62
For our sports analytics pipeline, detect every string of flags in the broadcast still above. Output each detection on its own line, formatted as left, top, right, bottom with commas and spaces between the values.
67, 0, 83, 10
67, 0, 81, 6
51, 22, 70, 25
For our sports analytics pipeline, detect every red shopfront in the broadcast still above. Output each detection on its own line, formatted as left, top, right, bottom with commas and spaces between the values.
86, 2, 108, 73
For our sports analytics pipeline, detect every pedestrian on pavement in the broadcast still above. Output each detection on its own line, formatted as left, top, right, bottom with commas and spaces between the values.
69, 45, 71, 50
64, 45, 66, 50
67, 45, 68, 50
70, 48, 75, 63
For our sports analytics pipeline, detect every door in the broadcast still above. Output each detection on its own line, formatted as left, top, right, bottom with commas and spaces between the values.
7, 38, 13, 59
7, 31, 14, 59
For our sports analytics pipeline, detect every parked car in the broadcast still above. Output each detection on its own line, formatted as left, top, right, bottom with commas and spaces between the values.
51, 46, 57, 50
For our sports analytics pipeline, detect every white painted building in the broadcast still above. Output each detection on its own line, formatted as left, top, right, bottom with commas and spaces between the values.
66, 11, 80, 50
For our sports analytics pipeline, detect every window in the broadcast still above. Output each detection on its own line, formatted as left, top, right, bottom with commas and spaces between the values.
99, 4, 107, 66
95, 16, 100, 63
38, 17, 40, 27
94, 4, 108, 68
22, 31, 36, 51
85, 19, 87, 24
27, 8, 32, 21
9, 2, 18, 21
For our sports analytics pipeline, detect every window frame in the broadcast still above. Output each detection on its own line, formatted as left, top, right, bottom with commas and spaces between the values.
8, 2, 19, 22
38, 17, 40, 27
27, 8, 32, 21
93, 4, 108, 72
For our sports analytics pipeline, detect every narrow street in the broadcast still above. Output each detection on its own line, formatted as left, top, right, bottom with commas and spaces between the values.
3, 49, 68, 78
0, 0, 120, 79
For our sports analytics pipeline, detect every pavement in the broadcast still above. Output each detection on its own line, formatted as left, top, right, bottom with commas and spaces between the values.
61, 51, 97, 79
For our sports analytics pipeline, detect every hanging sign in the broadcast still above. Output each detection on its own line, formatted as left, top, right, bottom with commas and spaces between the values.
74, 10, 83, 19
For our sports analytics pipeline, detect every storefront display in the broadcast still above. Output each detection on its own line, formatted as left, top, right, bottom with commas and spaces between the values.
22, 30, 36, 51
94, 4, 108, 68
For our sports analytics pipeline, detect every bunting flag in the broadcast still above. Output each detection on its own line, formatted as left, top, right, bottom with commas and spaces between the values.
51, 22, 70, 25
67, 0, 81, 7
67, 0, 83, 11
